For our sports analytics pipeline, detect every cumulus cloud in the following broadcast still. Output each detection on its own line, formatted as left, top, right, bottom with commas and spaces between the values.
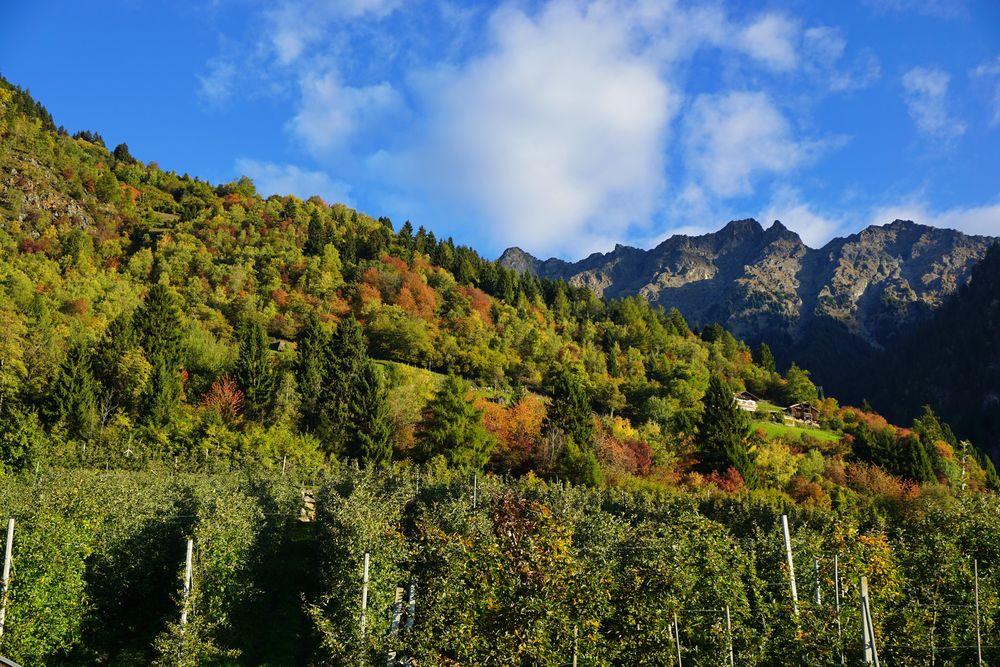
290, 71, 402, 156
234, 158, 352, 205
868, 199, 1000, 238
737, 14, 799, 71
682, 91, 822, 198
404, 1, 679, 256
902, 66, 966, 139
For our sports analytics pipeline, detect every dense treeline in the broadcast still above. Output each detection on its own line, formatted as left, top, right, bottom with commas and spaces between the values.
1, 75, 993, 501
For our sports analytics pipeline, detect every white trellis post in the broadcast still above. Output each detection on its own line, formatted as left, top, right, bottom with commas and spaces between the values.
781, 515, 798, 615
360, 552, 371, 635
860, 576, 880, 666
180, 538, 193, 627
0, 518, 14, 641
974, 559, 983, 666
835, 555, 844, 665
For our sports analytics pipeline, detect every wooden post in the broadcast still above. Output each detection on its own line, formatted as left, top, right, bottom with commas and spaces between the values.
572, 625, 578, 667
0, 518, 14, 641
726, 604, 735, 667
360, 552, 370, 635
814, 558, 822, 605
673, 612, 683, 667
835, 555, 844, 665
386, 586, 404, 666
180, 538, 193, 626
781, 515, 798, 615
974, 559, 983, 666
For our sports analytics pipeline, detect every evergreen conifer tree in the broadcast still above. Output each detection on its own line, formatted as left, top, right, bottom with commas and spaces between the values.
233, 319, 276, 420
146, 355, 180, 426
294, 312, 329, 432
317, 315, 368, 453
697, 375, 759, 487
417, 374, 494, 471
136, 284, 183, 369
350, 361, 393, 468
755, 342, 776, 373
542, 366, 593, 447
49, 340, 98, 439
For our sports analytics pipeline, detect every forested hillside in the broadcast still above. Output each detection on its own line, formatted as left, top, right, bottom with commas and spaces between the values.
1, 75, 993, 496
2, 75, 1000, 666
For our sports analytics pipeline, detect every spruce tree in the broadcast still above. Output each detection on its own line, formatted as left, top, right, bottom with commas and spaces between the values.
317, 315, 368, 453
697, 375, 758, 487
146, 355, 180, 426
136, 284, 183, 369
233, 319, 276, 420
417, 374, 494, 471
294, 312, 329, 432
49, 340, 98, 439
542, 366, 593, 447
350, 361, 393, 468
755, 342, 776, 373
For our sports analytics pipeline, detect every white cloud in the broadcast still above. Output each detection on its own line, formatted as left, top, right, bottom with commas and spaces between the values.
804, 27, 880, 92
264, 0, 400, 65
971, 56, 1000, 126
404, 1, 679, 256
682, 91, 821, 198
864, 0, 967, 19
759, 188, 847, 248
868, 199, 1000, 238
197, 58, 237, 106
289, 71, 402, 156
901, 66, 966, 139
737, 14, 800, 71
234, 158, 352, 205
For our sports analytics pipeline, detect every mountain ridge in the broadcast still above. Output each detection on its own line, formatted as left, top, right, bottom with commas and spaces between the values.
500, 217, 995, 398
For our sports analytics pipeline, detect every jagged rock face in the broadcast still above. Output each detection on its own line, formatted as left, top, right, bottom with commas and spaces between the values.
500, 218, 995, 362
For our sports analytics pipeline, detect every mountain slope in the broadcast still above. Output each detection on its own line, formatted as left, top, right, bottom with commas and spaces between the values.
855, 243, 1000, 458
500, 219, 994, 395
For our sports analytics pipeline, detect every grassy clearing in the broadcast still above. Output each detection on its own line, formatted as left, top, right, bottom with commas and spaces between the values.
753, 421, 842, 443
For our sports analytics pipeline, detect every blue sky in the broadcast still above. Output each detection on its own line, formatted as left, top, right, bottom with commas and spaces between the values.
3, 0, 1000, 258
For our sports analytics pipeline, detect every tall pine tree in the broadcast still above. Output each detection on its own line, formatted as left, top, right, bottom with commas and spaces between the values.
294, 312, 329, 432
417, 374, 494, 471
697, 375, 759, 488
542, 366, 593, 447
350, 361, 393, 468
233, 319, 276, 420
317, 315, 368, 454
49, 340, 98, 439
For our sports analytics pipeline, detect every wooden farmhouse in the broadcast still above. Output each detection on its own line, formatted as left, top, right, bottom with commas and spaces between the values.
786, 402, 819, 425
733, 391, 759, 412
